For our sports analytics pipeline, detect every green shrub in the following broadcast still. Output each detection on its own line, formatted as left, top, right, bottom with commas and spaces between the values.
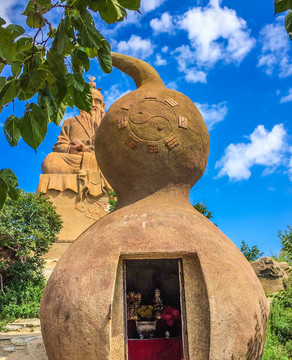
270, 301, 292, 344
0, 191, 62, 324
263, 325, 290, 360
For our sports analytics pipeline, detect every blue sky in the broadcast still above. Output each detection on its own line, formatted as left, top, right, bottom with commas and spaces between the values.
0, 0, 292, 255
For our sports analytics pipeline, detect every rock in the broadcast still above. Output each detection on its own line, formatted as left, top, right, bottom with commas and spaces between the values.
11, 336, 41, 346
2, 346, 14, 353
5, 338, 47, 360
251, 257, 291, 295
4, 326, 22, 332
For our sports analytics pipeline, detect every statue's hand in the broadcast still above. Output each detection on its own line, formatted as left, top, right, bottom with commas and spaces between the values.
69, 144, 91, 154
69, 139, 91, 154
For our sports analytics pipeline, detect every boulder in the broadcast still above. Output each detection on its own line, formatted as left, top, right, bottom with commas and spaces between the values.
251, 257, 291, 295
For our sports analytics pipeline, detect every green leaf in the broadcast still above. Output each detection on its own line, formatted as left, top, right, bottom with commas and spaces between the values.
6, 24, 25, 40
274, 0, 292, 14
4, 115, 21, 147
84, 47, 98, 58
17, 89, 38, 101
50, 102, 67, 125
98, 0, 127, 23
11, 61, 23, 77
47, 50, 67, 77
0, 63, 4, 74
18, 103, 47, 149
0, 18, 6, 26
98, 43, 112, 73
16, 37, 33, 52
51, 19, 71, 55
0, 169, 19, 208
285, 10, 292, 33
74, 10, 103, 49
0, 79, 20, 106
38, 85, 58, 121
118, 0, 140, 10
26, 13, 45, 28
0, 177, 8, 208
0, 76, 5, 90
66, 72, 86, 92
35, 0, 52, 12
51, 80, 68, 104
20, 71, 42, 91
71, 82, 92, 112
0, 28, 17, 62
23, 1, 35, 16
72, 49, 90, 72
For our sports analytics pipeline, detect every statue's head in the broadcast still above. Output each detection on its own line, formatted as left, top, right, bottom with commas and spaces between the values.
95, 53, 210, 202
90, 78, 105, 118
79, 79, 105, 123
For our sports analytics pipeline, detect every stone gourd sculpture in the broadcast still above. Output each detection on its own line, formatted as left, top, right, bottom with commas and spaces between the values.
40, 53, 268, 360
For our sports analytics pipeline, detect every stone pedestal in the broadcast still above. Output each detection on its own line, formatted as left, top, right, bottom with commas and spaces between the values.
37, 173, 111, 258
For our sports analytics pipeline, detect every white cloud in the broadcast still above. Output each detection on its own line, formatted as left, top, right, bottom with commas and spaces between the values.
0, 0, 26, 23
196, 102, 228, 130
117, 35, 154, 59
185, 68, 207, 83
166, 81, 178, 90
173, 45, 196, 72
162, 46, 169, 53
150, 12, 174, 34
280, 89, 292, 103
177, 0, 255, 67
0, 122, 4, 127
258, 18, 292, 77
154, 54, 167, 66
103, 85, 131, 110
216, 124, 288, 181
173, 45, 207, 83
141, 0, 166, 13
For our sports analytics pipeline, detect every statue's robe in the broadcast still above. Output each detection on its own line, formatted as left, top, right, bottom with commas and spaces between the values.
38, 113, 110, 198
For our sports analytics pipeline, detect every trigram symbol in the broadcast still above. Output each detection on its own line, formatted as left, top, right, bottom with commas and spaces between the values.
178, 116, 188, 129
165, 98, 179, 107
117, 117, 128, 129
165, 135, 180, 150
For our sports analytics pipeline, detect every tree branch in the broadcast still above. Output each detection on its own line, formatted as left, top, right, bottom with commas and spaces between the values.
0, 57, 8, 65
30, 0, 53, 33
0, 274, 6, 297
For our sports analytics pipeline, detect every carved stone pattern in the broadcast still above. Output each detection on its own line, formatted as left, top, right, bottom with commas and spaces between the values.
117, 116, 128, 129
145, 93, 158, 99
165, 134, 180, 150
85, 202, 107, 221
121, 101, 134, 110
147, 143, 159, 153
125, 135, 140, 149
75, 200, 107, 221
165, 98, 179, 107
178, 116, 188, 129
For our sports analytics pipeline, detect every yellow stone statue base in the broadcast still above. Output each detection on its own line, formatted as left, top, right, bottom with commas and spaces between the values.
37, 173, 111, 258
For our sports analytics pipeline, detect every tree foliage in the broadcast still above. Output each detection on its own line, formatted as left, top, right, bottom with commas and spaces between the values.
0, 169, 20, 208
0, 0, 141, 208
274, 0, 292, 39
278, 226, 292, 262
240, 240, 264, 262
0, 190, 62, 321
0, 0, 141, 150
193, 202, 213, 220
